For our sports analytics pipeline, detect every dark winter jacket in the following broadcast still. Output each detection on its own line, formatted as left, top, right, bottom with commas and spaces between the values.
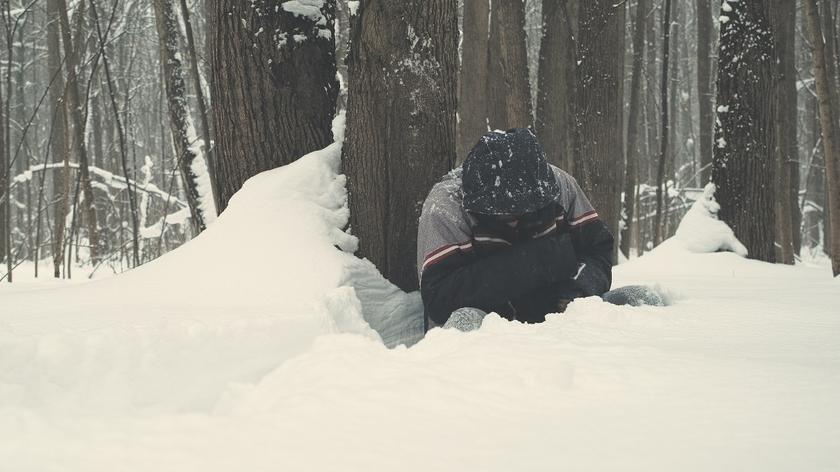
416, 131, 613, 331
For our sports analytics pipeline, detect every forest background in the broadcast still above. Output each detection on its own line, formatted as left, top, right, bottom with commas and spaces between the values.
1, 0, 838, 286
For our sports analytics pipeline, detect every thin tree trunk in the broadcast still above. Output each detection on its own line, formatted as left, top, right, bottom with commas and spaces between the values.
210, 0, 338, 210
153, 0, 208, 233
0, 61, 7, 281
487, 0, 532, 130
56, 0, 100, 264
343, 0, 458, 291
653, 0, 672, 246
178, 0, 219, 215
711, 0, 777, 262
769, 0, 798, 264
90, 0, 140, 267
620, 0, 647, 258
696, 0, 714, 184
48, 0, 70, 277
457, 0, 489, 163
804, 0, 840, 275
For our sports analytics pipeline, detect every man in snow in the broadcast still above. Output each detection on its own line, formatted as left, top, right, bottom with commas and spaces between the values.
416, 128, 615, 332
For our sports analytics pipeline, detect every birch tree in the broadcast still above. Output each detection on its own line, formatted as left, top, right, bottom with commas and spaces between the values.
153, 0, 211, 233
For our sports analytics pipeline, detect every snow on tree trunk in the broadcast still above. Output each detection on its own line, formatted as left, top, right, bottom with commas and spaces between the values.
210, 0, 339, 211
343, 0, 458, 292
711, 0, 777, 263
487, 0, 532, 130
804, 0, 840, 276
575, 0, 625, 258
153, 0, 212, 234
536, 0, 577, 175
177, 0, 220, 215
456, 0, 489, 164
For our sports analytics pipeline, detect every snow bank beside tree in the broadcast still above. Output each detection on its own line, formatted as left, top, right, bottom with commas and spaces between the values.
2, 119, 839, 471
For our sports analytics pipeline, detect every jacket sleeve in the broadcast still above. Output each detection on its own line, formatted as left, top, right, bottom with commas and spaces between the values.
420, 234, 579, 327
564, 179, 614, 297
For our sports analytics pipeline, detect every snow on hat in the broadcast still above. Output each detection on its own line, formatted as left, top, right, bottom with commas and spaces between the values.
462, 128, 561, 215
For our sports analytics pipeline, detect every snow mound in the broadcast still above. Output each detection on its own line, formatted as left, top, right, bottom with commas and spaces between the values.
670, 182, 748, 256
2, 118, 839, 471
0, 112, 418, 416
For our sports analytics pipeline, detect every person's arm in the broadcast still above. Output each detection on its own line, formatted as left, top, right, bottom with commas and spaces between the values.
420, 234, 579, 326
563, 179, 614, 297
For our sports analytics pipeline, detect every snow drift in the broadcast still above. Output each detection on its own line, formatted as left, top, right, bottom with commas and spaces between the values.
2, 117, 839, 471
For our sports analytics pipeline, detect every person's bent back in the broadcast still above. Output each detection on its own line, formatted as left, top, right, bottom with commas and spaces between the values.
416, 128, 614, 331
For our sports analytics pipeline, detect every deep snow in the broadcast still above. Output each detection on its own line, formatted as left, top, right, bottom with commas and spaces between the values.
1, 118, 838, 471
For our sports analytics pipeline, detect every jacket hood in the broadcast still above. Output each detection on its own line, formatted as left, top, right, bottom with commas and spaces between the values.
461, 128, 561, 215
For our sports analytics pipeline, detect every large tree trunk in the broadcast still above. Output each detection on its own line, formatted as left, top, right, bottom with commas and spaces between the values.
769, 0, 798, 265
536, 0, 577, 174
457, 0, 489, 163
487, 0, 532, 130
210, 0, 339, 210
696, 0, 714, 184
619, 0, 647, 258
575, 0, 625, 254
153, 0, 210, 234
804, 0, 840, 275
56, 0, 100, 264
343, 0, 458, 291
711, 0, 777, 262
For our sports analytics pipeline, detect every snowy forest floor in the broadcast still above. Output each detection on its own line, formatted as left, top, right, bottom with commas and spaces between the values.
1, 133, 839, 471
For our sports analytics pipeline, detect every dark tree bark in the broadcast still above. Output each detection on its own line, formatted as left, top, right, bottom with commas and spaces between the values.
620, 0, 647, 258
711, 0, 777, 262
457, 0, 489, 163
536, 0, 577, 174
769, 0, 798, 264
575, 0, 625, 254
343, 0, 458, 291
153, 0, 209, 233
804, 0, 840, 275
210, 0, 339, 210
487, 0, 532, 130
696, 0, 714, 184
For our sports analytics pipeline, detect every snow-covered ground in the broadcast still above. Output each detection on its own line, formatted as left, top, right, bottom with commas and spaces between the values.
2, 123, 838, 470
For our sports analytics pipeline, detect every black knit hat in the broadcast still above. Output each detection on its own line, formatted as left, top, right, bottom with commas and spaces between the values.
462, 128, 561, 215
